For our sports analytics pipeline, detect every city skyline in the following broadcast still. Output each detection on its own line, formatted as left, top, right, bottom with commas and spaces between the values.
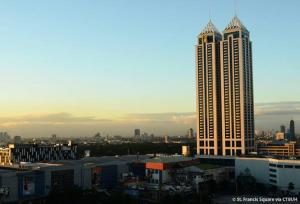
0, 0, 300, 137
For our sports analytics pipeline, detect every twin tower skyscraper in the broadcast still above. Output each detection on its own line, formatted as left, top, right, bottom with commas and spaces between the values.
196, 16, 254, 156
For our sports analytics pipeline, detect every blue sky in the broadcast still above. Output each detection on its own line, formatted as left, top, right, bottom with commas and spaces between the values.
0, 0, 299, 137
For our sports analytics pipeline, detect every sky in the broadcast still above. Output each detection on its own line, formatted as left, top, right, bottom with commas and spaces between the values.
0, 0, 299, 137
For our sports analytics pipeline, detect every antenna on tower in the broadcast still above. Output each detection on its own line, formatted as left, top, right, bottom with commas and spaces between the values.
234, 0, 238, 16
208, 0, 212, 20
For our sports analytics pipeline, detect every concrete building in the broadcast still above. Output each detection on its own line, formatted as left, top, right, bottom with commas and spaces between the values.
134, 129, 141, 138
182, 146, 190, 157
0, 154, 151, 203
220, 16, 254, 156
257, 141, 300, 156
275, 132, 285, 140
198, 155, 300, 192
164, 135, 169, 144
183, 164, 230, 194
145, 156, 195, 186
235, 157, 300, 192
188, 128, 194, 139
0, 143, 77, 165
196, 20, 222, 156
290, 120, 295, 141
196, 16, 254, 156
280, 125, 286, 133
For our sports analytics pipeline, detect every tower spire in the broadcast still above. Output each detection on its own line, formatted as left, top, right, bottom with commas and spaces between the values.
208, 0, 212, 20
234, 0, 237, 16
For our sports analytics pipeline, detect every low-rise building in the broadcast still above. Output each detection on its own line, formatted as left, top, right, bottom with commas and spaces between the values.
235, 157, 300, 192
182, 146, 190, 157
257, 141, 300, 156
0, 143, 77, 165
275, 132, 285, 140
0, 154, 151, 203
145, 156, 197, 186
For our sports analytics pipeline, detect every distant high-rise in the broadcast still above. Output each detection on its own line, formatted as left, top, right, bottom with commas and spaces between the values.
280, 125, 286, 133
196, 16, 255, 156
134, 129, 141, 137
188, 128, 194, 139
164, 135, 169, 143
14, 136, 22, 144
290, 120, 295, 141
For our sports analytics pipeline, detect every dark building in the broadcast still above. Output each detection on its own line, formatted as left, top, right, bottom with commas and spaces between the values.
91, 165, 118, 189
290, 120, 295, 141
280, 125, 286, 133
0, 143, 77, 165
134, 129, 141, 137
51, 169, 74, 191
18, 170, 45, 201
188, 128, 194, 139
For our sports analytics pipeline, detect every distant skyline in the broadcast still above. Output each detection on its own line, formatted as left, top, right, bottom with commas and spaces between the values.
0, 0, 299, 137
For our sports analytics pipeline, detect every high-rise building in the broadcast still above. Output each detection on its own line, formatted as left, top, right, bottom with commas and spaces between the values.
14, 136, 22, 144
164, 135, 169, 143
221, 16, 255, 155
280, 125, 286, 133
134, 129, 141, 137
196, 20, 222, 156
196, 16, 255, 156
290, 120, 295, 141
188, 128, 194, 139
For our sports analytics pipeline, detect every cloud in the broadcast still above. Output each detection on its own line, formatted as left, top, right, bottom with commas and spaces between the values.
120, 112, 196, 124
0, 112, 111, 128
0, 101, 299, 137
255, 101, 300, 116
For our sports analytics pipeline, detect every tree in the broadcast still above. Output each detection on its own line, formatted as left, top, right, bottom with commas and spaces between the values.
236, 168, 257, 194
288, 182, 295, 192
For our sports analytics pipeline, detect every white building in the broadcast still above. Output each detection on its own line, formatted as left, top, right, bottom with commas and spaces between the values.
236, 157, 300, 192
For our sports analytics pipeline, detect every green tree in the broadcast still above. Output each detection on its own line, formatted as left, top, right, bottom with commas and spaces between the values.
236, 168, 257, 194
288, 182, 295, 192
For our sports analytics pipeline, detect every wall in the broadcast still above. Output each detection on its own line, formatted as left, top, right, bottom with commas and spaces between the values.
236, 157, 300, 192
235, 158, 269, 184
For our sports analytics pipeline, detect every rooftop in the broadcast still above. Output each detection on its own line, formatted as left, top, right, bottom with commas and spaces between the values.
145, 155, 193, 164
195, 163, 221, 170
199, 20, 220, 36
0, 168, 18, 173
224, 15, 248, 33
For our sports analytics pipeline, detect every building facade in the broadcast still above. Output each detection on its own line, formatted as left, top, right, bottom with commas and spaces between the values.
257, 141, 300, 156
196, 16, 254, 156
196, 20, 222, 156
0, 143, 77, 165
236, 157, 300, 192
280, 125, 286, 133
290, 120, 295, 141
134, 129, 141, 137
